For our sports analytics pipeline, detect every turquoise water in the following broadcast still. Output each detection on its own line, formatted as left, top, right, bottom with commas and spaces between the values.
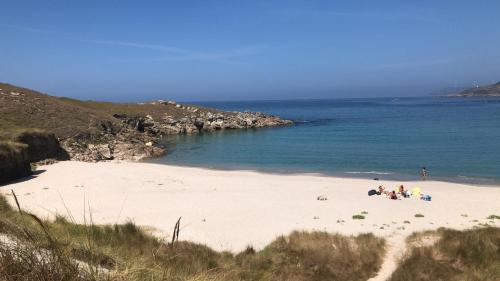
150, 97, 500, 184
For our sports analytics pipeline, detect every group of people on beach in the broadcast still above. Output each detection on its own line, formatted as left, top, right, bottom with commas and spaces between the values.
369, 185, 431, 201
367, 167, 432, 201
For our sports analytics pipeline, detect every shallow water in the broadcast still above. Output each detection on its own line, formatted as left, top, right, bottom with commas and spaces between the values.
149, 97, 500, 185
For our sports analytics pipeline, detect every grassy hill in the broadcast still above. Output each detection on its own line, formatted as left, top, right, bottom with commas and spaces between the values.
0, 83, 119, 140
1, 82, 290, 141
0, 82, 219, 141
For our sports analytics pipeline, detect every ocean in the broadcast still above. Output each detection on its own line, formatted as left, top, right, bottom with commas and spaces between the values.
149, 97, 500, 185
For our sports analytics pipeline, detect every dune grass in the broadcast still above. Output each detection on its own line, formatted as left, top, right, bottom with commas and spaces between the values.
0, 141, 27, 155
389, 227, 500, 281
0, 141, 32, 183
0, 193, 386, 281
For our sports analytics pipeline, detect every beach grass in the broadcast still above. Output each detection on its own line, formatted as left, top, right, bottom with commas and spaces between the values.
0, 141, 28, 155
389, 227, 500, 281
0, 193, 386, 281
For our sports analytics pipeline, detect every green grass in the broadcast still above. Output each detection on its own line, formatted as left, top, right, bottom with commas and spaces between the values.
352, 215, 366, 220
486, 214, 500, 220
0, 83, 118, 139
57, 96, 217, 121
414, 213, 425, 218
0, 193, 386, 281
389, 227, 500, 281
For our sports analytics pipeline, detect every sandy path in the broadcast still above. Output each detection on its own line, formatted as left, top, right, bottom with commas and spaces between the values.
367, 233, 406, 281
2, 162, 499, 271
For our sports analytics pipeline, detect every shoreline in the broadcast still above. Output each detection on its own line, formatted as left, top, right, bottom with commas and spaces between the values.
2, 161, 499, 252
146, 158, 500, 187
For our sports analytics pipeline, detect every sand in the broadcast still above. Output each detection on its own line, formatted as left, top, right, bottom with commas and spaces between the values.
2, 161, 499, 254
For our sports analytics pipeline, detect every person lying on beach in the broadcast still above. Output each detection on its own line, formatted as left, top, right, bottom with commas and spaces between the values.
389, 190, 398, 200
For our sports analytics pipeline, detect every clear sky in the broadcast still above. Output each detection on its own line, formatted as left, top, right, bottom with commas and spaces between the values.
1, 0, 500, 101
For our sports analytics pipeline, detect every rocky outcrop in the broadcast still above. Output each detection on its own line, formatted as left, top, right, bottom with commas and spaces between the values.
0, 142, 31, 183
113, 105, 293, 136
61, 130, 166, 162
60, 105, 291, 162
61, 102, 291, 162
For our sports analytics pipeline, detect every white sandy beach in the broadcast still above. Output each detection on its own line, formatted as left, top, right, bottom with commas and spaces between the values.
2, 161, 499, 253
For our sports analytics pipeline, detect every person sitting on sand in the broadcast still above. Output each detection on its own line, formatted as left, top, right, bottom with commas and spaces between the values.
378, 185, 387, 195
397, 185, 411, 197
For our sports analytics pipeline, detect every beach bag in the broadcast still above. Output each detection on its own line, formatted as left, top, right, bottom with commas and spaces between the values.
368, 189, 377, 196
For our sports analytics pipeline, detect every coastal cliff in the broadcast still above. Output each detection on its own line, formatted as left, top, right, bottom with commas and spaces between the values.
0, 83, 292, 165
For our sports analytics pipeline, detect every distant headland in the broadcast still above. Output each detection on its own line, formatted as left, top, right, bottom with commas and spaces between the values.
447, 81, 500, 97
0, 82, 291, 182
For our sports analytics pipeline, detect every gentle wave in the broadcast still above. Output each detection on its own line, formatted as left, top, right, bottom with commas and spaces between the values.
344, 171, 394, 175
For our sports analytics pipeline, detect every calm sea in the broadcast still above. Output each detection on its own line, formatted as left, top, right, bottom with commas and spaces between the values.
149, 97, 500, 185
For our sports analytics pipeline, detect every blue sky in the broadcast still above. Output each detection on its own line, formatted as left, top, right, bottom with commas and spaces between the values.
1, 0, 500, 101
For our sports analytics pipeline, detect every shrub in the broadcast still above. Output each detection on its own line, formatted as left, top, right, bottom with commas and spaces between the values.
389, 227, 500, 281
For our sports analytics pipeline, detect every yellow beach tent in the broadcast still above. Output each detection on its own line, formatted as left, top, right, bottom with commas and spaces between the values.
411, 187, 421, 196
